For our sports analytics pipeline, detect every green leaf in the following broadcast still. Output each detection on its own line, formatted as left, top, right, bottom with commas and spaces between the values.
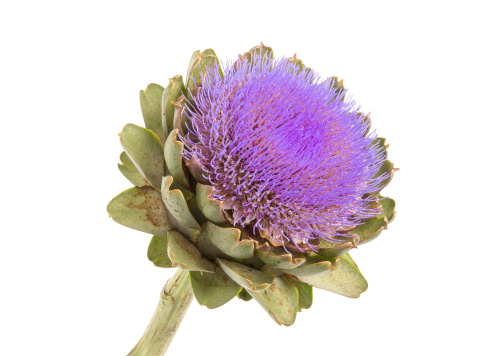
162, 75, 185, 143
205, 222, 254, 259
361, 112, 372, 137
147, 235, 173, 268
117, 151, 148, 187
139, 83, 165, 142
276, 258, 338, 278
172, 94, 192, 136
372, 137, 388, 160
378, 195, 396, 223
239, 255, 267, 271
287, 277, 313, 310
237, 288, 253, 302
287, 53, 313, 80
199, 48, 221, 60
119, 124, 164, 190
372, 160, 396, 195
187, 197, 208, 225
161, 176, 201, 242
167, 231, 216, 272
196, 222, 230, 260
217, 258, 275, 292
190, 268, 242, 309
164, 129, 191, 190
327, 76, 346, 102
196, 183, 227, 224
288, 53, 307, 72
185, 50, 200, 86
348, 194, 395, 245
343, 252, 357, 266
107, 187, 171, 236
255, 243, 306, 269
351, 216, 388, 245
316, 235, 359, 259
298, 254, 368, 298
245, 42, 274, 60
186, 155, 210, 185
186, 49, 223, 90
247, 276, 298, 326
169, 179, 195, 202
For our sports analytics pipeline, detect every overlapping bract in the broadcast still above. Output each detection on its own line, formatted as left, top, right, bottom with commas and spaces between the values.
107, 43, 397, 326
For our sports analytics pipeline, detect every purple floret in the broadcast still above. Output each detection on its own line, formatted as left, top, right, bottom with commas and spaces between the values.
182, 55, 388, 248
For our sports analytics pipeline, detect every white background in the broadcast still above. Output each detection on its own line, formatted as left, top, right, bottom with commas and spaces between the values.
1, 1, 481, 355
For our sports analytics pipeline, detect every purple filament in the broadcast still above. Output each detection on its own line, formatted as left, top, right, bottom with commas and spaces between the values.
181, 55, 388, 246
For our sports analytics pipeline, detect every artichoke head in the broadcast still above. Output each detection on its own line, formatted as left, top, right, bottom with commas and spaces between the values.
107, 43, 397, 326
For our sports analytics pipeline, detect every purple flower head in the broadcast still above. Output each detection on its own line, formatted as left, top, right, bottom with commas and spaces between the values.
182, 55, 388, 250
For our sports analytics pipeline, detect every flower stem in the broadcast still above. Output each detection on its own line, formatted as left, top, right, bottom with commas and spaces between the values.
127, 269, 194, 356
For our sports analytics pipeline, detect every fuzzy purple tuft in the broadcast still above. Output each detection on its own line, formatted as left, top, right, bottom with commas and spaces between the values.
182, 55, 388, 248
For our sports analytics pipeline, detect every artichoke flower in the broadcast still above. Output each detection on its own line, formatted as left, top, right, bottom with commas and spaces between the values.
107, 43, 396, 355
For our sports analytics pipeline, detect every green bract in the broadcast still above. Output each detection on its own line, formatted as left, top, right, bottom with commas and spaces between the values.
107, 43, 397, 326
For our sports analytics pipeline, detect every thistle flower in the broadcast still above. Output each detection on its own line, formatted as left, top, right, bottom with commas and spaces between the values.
182, 55, 389, 250
107, 43, 397, 356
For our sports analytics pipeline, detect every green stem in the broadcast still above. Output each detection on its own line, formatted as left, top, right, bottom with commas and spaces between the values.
127, 269, 194, 356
